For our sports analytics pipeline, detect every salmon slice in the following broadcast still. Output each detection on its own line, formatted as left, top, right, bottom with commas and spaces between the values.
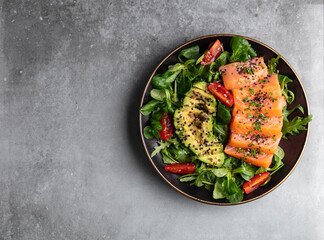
232, 93, 286, 117
224, 145, 273, 168
219, 57, 268, 90
227, 132, 282, 154
230, 112, 283, 136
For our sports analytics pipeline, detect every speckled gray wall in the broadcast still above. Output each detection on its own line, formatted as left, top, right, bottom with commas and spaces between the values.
0, 0, 323, 239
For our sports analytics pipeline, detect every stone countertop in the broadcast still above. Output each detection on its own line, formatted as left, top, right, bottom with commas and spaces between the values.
0, 0, 323, 239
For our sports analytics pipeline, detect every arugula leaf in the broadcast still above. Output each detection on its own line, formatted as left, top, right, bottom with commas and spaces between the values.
230, 36, 257, 62
282, 115, 312, 139
267, 55, 281, 74
151, 140, 171, 157
168, 145, 191, 163
222, 156, 241, 171
152, 63, 184, 89
278, 74, 295, 104
178, 46, 200, 62
140, 100, 161, 116
179, 174, 197, 182
161, 148, 179, 164
281, 104, 312, 139
282, 104, 304, 119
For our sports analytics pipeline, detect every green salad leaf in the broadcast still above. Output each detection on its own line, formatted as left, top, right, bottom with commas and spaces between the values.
216, 101, 232, 125
152, 63, 184, 89
267, 55, 281, 74
278, 74, 295, 104
140, 100, 161, 116
282, 105, 312, 139
151, 140, 171, 157
282, 115, 312, 139
178, 45, 200, 62
230, 36, 257, 62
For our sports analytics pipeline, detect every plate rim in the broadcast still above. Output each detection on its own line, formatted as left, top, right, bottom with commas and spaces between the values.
138, 34, 310, 205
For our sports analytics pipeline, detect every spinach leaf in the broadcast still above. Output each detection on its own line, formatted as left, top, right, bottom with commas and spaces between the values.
143, 126, 160, 140
151, 109, 163, 121
150, 89, 166, 101
177, 72, 192, 98
140, 100, 161, 116
270, 154, 284, 174
267, 55, 281, 74
213, 179, 225, 199
150, 119, 162, 131
178, 46, 200, 62
216, 101, 232, 125
274, 146, 285, 160
210, 51, 230, 72
230, 36, 257, 62
210, 168, 228, 178
222, 173, 244, 203
232, 162, 258, 181
152, 63, 184, 89
255, 167, 268, 175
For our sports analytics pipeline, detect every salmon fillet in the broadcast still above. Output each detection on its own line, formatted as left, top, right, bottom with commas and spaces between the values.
224, 145, 273, 168
230, 112, 283, 136
227, 132, 282, 154
219, 57, 268, 90
221, 58, 285, 168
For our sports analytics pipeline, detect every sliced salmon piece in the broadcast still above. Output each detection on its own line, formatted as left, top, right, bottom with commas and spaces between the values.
232, 93, 286, 117
224, 145, 273, 168
231, 74, 286, 117
219, 57, 268, 90
227, 132, 282, 154
230, 112, 283, 136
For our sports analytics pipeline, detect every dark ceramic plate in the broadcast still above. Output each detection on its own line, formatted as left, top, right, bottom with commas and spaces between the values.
139, 34, 310, 205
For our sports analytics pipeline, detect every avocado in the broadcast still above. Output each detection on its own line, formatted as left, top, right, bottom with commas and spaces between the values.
174, 83, 225, 166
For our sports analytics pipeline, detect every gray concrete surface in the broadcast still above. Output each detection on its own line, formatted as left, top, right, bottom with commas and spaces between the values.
0, 0, 323, 239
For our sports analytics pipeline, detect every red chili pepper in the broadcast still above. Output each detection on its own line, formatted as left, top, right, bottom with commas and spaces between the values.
243, 172, 270, 194
207, 82, 234, 107
200, 40, 222, 65
158, 112, 173, 141
164, 163, 195, 174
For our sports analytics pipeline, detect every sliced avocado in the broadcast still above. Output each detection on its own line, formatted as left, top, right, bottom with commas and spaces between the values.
193, 81, 208, 90
174, 83, 225, 166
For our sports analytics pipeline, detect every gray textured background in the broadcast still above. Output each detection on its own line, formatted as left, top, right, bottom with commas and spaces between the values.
0, 0, 323, 239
